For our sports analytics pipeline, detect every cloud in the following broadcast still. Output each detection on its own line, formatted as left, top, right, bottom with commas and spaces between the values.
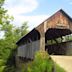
13, 15, 49, 30
4, 0, 49, 30
5, 0, 38, 15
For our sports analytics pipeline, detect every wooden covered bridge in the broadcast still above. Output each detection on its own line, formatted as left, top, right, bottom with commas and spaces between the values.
16, 9, 72, 61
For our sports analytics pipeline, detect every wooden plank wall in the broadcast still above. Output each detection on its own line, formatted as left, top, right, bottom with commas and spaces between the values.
65, 42, 72, 55
17, 40, 40, 59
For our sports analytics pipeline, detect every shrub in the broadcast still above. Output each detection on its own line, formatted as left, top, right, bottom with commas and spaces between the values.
21, 51, 66, 72
27, 51, 54, 72
56, 64, 66, 72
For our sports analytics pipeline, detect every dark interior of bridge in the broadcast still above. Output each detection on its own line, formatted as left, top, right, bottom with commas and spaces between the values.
45, 28, 72, 55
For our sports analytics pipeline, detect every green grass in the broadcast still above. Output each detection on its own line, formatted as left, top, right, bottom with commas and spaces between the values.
19, 51, 66, 72
56, 64, 66, 72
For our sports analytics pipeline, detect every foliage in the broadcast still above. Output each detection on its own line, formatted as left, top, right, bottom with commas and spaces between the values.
0, 66, 6, 72
0, 21, 28, 71
56, 64, 66, 72
30, 51, 53, 72
47, 34, 72, 46
0, 0, 29, 72
20, 51, 66, 72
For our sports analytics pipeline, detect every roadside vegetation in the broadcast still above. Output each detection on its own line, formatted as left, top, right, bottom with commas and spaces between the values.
0, 0, 28, 72
20, 51, 66, 72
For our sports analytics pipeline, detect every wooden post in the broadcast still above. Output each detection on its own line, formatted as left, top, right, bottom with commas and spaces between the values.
40, 33, 45, 51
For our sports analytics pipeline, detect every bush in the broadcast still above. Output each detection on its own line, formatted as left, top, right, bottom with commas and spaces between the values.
21, 51, 66, 72
26, 51, 54, 72
56, 64, 66, 72
0, 66, 6, 72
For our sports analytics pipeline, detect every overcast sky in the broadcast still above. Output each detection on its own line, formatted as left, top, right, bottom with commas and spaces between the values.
4, 0, 72, 30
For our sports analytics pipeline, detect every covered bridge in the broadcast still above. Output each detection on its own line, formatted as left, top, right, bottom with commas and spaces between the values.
16, 9, 72, 61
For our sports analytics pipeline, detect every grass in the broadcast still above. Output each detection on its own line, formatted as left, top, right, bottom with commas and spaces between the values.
19, 51, 66, 72
56, 64, 66, 72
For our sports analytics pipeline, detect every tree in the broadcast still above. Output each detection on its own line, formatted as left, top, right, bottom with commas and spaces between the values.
14, 22, 29, 40
0, 0, 29, 72
0, 22, 29, 72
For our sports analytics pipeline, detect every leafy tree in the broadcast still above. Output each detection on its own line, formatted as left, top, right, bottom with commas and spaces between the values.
0, 0, 29, 72
0, 22, 29, 72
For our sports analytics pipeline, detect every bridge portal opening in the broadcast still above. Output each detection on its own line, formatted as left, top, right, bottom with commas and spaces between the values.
45, 28, 72, 55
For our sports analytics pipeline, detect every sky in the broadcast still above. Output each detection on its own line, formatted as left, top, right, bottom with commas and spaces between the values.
4, 0, 72, 30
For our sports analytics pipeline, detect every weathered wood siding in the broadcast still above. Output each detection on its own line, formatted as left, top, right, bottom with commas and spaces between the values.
36, 10, 72, 34
59, 41, 72, 55
65, 42, 72, 55
46, 11, 70, 30
35, 10, 72, 51
36, 24, 45, 51
17, 40, 40, 59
